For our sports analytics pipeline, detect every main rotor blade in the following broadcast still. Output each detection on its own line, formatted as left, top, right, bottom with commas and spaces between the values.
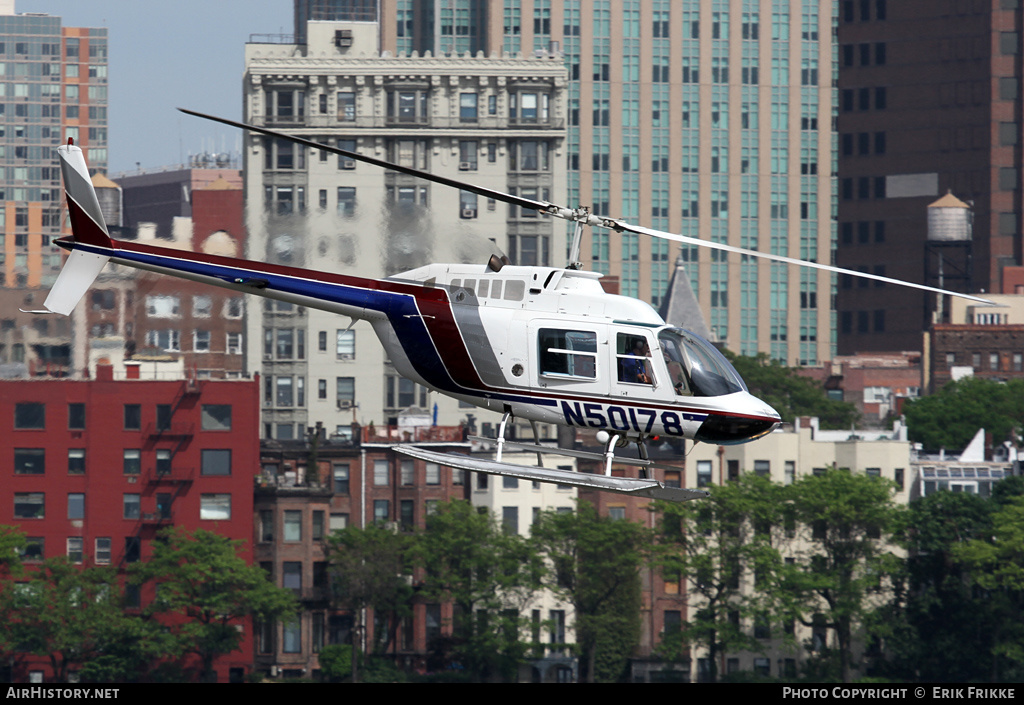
178, 108, 556, 216
621, 222, 995, 305
180, 108, 993, 305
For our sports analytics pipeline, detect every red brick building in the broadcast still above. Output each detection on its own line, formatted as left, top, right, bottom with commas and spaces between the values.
925, 323, 1024, 391
253, 427, 470, 678
0, 367, 260, 682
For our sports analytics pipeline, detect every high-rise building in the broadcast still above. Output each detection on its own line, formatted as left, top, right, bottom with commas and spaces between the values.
836, 0, 1024, 354
0, 0, 108, 289
244, 18, 567, 439
368, 0, 838, 366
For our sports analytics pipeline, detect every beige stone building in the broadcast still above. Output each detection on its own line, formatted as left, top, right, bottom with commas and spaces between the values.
243, 18, 567, 441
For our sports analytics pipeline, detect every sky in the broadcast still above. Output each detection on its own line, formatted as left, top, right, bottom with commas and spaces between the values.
16, 0, 293, 173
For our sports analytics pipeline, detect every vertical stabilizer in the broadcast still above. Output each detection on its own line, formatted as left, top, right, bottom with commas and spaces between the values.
57, 139, 113, 248
32, 141, 113, 315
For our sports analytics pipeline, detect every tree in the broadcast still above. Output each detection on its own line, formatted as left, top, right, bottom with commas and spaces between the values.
415, 500, 543, 681
872, 490, 996, 682
953, 495, 1024, 680
8, 558, 141, 682
532, 501, 647, 683
724, 351, 858, 429
653, 474, 786, 682
779, 468, 902, 683
328, 524, 414, 682
130, 527, 297, 681
903, 376, 1024, 452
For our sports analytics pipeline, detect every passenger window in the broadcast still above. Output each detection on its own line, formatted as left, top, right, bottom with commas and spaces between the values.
617, 333, 656, 385
539, 329, 597, 379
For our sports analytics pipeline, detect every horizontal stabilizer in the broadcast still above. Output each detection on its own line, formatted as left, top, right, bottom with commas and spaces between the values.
42, 249, 110, 315
395, 446, 709, 502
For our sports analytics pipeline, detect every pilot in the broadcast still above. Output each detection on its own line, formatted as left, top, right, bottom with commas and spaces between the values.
621, 338, 652, 384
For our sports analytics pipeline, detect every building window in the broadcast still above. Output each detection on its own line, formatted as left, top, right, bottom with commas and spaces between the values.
145, 295, 180, 318
333, 464, 350, 494
337, 187, 356, 217
68, 403, 85, 430
20, 537, 44, 563
284, 510, 302, 542
225, 297, 244, 318
124, 537, 141, 563
124, 404, 141, 430
459, 92, 478, 122
68, 493, 84, 520
373, 459, 388, 486
14, 449, 44, 475
283, 619, 302, 653
201, 405, 232, 431
200, 494, 231, 520
14, 403, 45, 429
67, 537, 83, 564
337, 91, 355, 121
458, 140, 478, 170
193, 330, 211, 352
387, 88, 429, 124
336, 377, 355, 409
373, 500, 390, 523
123, 449, 141, 475
336, 330, 355, 359
146, 329, 181, 352
123, 494, 140, 520
95, 538, 111, 565
426, 463, 440, 485
14, 493, 44, 519
201, 449, 231, 476
193, 295, 212, 317
68, 449, 85, 475
155, 450, 172, 475
697, 460, 712, 487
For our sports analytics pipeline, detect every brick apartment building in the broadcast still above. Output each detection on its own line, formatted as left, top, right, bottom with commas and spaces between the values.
253, 425, 472, 678
0, 368, 260, 682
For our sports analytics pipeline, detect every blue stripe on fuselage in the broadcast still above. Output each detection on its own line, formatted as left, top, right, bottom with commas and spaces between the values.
83, 243, 556, 408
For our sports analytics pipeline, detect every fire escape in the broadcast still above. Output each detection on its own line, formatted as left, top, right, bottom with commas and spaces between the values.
121, 374, 202, 567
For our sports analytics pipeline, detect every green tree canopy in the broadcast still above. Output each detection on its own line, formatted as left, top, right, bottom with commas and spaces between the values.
130, 527, 297, 681
329, 523, 414, 682
779, 468, 902, 683
953, 495, 1024, 676
724, 351, 858, 429
7, 559, 142, 683
903, 376, 1024, 452
653, 474, 787, 683
414, 500, 543, 682
873, 490, 998, 682
532, 501, 647, 683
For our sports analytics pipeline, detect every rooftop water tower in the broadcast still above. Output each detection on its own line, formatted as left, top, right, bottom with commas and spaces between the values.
925, 191, 973, 322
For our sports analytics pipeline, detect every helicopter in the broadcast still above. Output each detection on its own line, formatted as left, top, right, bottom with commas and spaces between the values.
35, 109, 992, 502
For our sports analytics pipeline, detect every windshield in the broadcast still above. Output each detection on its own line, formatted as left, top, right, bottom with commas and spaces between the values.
658, 328, 747, 397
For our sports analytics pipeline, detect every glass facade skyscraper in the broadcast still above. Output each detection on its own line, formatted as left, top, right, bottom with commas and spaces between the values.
0, 6, 107, 288
371, 0, 838, 365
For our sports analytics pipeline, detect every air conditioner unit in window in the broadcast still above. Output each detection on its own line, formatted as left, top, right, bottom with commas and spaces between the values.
337, 400, 352, 410
461, 209, 477, 219
337, 353, 355, 361
458, 162, 473, 171
264, 354, 273, 361
341, 161, 356, 170
335, 30, 353, 48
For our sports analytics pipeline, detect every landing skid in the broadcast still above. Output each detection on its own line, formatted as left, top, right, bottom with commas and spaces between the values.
394, 445, 709, 503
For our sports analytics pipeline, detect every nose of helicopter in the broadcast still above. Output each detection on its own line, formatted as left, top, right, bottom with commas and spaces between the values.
693, 392, 782, 445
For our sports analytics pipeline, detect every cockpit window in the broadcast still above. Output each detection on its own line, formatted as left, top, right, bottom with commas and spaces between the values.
658, 328, 747, 397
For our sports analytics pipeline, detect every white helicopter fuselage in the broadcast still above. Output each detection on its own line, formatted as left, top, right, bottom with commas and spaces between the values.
380, 262, 781, 445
